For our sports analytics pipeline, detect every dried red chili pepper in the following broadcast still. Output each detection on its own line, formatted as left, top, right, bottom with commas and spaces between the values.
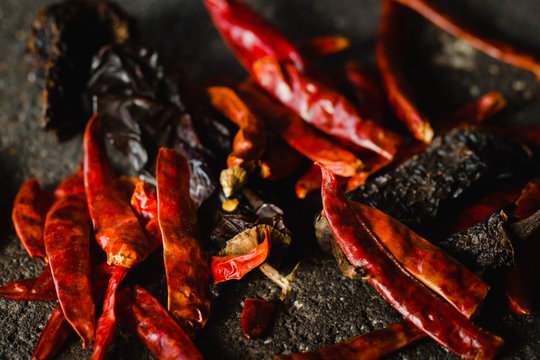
129, 180, 163, 254
259, 138, 303, 180
202, 0, 305, 72
350, 201, 489, 318
505, 179, 540, 315
294, 164, 348, 199
241, 298, 275, 340
204, 0, 401, 159
117, 286, 204, 360
438, 92, 506, 132
238, 82, 364, 177
393, 0, 540, 79
345, 155, 392, 192
212, 228, 270, 283
31, 305, 72, 360
156, 148, 211, 333
208, 86, 267, 196
299, 35, 351, 59
91, 266, 129, 360
342, 61, 386, 124
274, 321, 425, 360
44, 172, 94, 347
12, 178, 55, 262
377, 0, 433, 143
53, 167, 85, 198
84, 113, 150, 268
320, 164, 504, 359
0, 265, 56, 301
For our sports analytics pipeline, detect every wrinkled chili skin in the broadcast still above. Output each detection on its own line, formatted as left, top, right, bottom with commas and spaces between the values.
12, 178, 54, 263
351, 201, 489, 318
157, 148, 211, 333
241, 298, 275, 340
377, 0, 433, 143
117, 286, 204, 360
84, 114, 150, 268
44, 175, 94, 347
88, 44, 227, 206
238, 83, 364, 177
31, 305, 72, 360
25, 0, 135, 140
320, 165, 504, 359
393, 0, 540, 79
274, 321, 425, 360
0, 265, 56, 301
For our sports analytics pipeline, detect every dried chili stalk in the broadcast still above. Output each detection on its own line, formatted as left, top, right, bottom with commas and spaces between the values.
44, 172, 94, 347
320, 164, 504, 359
157, 148, 211, 333
31, 305, 72, 360
241, 298, 275, 340
25, 0, 135, 140
117, 286, 204, 360
274, 321, 425, 360
207, 86, 267, 196
377, 0, 433, 143
393, 0, 540, 78
84, 114, 150, 268
238, 82, 364, 177
0, 265, 56, 301
12, 178, 54, 262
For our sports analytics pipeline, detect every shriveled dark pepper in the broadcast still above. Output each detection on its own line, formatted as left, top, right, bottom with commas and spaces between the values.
12, 178, 55, 262
320, 164, 504, 359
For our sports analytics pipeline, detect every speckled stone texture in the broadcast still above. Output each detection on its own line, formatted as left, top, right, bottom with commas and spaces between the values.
1, 0, 540, 359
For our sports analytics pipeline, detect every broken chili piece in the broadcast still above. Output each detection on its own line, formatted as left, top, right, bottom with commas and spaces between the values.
44, 172, 94, 347
393, 0, 540, 79
117, 286, 204, 360
241, 298, 275, 340
377, 0, 433, 143
84, 114, 150, 268
320, 164, 504, 359
156, 148, 211, 333
274, 321, 425, 360
12, 178, 54, 262
31, 305, 73, 360
207, 86, 267, 196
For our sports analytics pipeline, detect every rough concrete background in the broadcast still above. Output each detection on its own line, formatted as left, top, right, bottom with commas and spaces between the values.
1, 0, 540, 359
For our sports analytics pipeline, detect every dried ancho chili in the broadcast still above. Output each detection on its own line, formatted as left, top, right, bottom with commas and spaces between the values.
25, 0, 135, 140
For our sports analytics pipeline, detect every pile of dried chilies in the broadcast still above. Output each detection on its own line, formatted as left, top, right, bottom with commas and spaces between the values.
4, 0, 540, 358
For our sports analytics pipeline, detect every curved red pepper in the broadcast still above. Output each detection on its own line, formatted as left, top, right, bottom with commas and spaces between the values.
157, 148, 211, 333
31, 305, 72, 360
211, 229, 270, 283
44, 172, 94, 347
117, 286, 204, 360
320, 164, 503, 359
12, 178, 54, 262
84, 114, 150, 268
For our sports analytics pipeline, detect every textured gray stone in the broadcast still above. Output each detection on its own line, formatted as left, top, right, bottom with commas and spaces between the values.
1, 0, 540, 359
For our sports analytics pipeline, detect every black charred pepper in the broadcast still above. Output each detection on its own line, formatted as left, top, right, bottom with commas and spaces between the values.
25, 0, 135, 140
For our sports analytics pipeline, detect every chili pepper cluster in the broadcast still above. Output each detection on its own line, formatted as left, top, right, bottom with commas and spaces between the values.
3, 0, 540, 359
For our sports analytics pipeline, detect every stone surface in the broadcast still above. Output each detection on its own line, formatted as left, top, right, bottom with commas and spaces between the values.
1, 0, 540, 359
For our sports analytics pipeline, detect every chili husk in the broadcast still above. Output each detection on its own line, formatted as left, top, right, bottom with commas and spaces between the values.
12, 178, 55, 263
156, 148, 211, 333
25, 0, 135, 140
320, 164, 504, 359
44, 172, 94, 347
117, 286, 204, 360
84, 114, 150, 268
274, 321, 425, 360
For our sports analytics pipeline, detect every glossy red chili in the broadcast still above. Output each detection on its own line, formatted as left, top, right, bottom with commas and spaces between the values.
31, 305, 72, 360
0, 265, 56, 301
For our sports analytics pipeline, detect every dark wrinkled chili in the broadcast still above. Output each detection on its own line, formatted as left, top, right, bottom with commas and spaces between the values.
12, 178, 54, 262
156, 148, 211, 333
44, 172, 94, 347
117, 286, 204, 360
84, 114, 150, 268
241, 298, 275, 339
320, 164, 504, 359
